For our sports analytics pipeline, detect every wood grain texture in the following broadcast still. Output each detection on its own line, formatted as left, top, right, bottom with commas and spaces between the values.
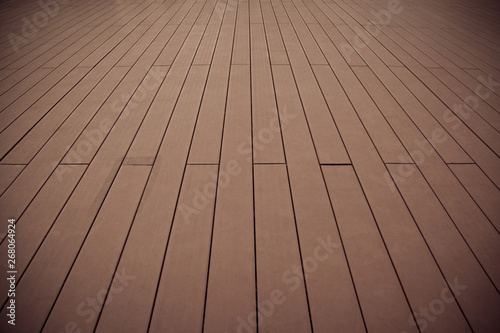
0, 0, 498, 332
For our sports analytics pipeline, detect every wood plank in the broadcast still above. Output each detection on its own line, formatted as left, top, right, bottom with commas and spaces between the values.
0, 0, 498, 330
313, 64, 469, 333
429, 67, 500, 132
40, 165, 150, 333
0, 165, 85, 309
301, 1, 366, 67
449, 164, 500, 232
272, 64, 364, 332
0, 11, 166, 161
0, 67, 52, 109
126, 24, 206, 164
94, 65, 209, 333
323, 165, 416, 333
153, 1, 203, 66
203, 64, 255, 332
307, 23, 410, 164
388, 164, 500, 332
188, 19, 235, 164
391, 66, 500, 187
192, 0, 224, 65
0, 164, 24, 196
60, 66, 167, 164
0, 67, 129, 239
343, 44, 471, 165
254, 164, 311, 332
278, 23, 350, 164
281, 0, 327, 65
250, 23, 285, 164
232, 0, 250, 64
261, 0, 289, 65
0, 0, 110, 63
148, 165, 217, 332
355, 64, 500, 290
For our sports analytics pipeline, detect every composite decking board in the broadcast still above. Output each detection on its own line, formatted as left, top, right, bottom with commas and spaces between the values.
0, 66, 94, 162
464, 68, 500, 100
0, 1, 117, 69
272, 64, 364, 332
197, 0, 219, 25
357, 26, 500, 154
231, 0, 250, 65
1, 59, 127, 165
61, 65, 167, 165
388, 26, 463, 70
388, 164, 500, 332
322, 165, 417, 333
355, 65, 500, 290
76, 24, 150, 69
0, 67, 129, 240
5, 24, 93, 71
249, 0, 263, 24
2, 10, 164, 159
0, 59, 91, 134
0, 0, 499, 331
187, 5, 236, 164
0, 165, 85, 308
94, 65, 209, 333
281, 1, 328, 65
0, 0, 107, 60
0, 67, 53, 111
429, 67, 500, 132
365, 25, 440, 70
41, 27, 100, 69
332, 0, 371, 26
148, 165, 217, 332
41, 6, 140, 68
401, 65, 500, 156
41, 165, 150, 333
260, 0, 289, 65
413, 2, 498, 39
346, 34, 476, 166
300, 0, 366, 66
440, 26, 500, 58
423, 27, 500, 70
115, 9, 177, 68
334, 21, 402, 68
414, 27, 500, 80
0, 164, 24, 197
290, 0, 318, 25
346, 2, 400, 28
313, 65, 469, 333
154, 0, 203, 66
392, 66, 500, 187
250, 23, 285, 164
203, 64, 255, 332
278, 23, 351, 164
449, 164, 500, 233
442, 67, 500, 113
254, 164, 311, 332
192, 0, 225, 65
0, 69, 16, 82
307, 23, 410, 164
126, 26, 206, 164
76, 0, 167, 68
0, 164, 149, 333
331, 7, 404, 68
270, 0, 290, 25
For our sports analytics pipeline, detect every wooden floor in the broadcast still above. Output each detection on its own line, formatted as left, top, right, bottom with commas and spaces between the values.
0, 0, 499, 332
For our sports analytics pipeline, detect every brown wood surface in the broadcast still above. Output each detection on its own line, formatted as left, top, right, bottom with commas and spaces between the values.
0, 0, 499, 332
